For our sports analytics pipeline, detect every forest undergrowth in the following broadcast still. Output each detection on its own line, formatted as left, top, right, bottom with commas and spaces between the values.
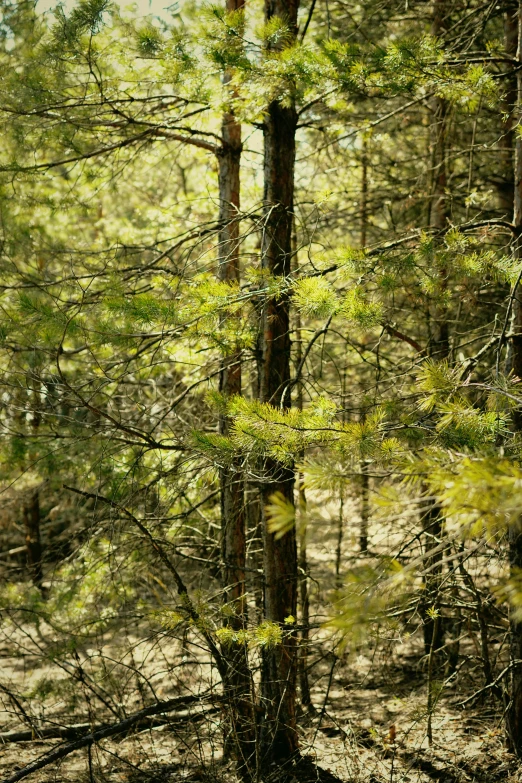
1, 495, 520, 783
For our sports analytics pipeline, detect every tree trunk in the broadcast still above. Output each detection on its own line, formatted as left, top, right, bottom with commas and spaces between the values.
498, 6, 518, 217
506, 1, 522, 757
295, 307, 312, 711
217, 6, 255, 775
258, 0, 300, 770
22, 378, 43, 591
359, 468, 369, 554
218, 39, 245, 633
359, 144, 370, 555
23, 490, 42, 588
420, 0, 449, 660
360, 134, 368, 249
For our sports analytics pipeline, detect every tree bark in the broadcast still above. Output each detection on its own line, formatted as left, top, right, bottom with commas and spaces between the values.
258, 0, 300, 769
22, 378, 43, 590
216, 5, 255, 775
359, 468, 369, 554
23, 489, 42, 588
218, 31, 245, 633
429, 5, 449, 359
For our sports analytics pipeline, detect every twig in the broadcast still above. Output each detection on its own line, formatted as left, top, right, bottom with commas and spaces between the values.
382, 324, 425, 354
0, 695, 214, 783
299, 0, 317, 42
62, 485, 227, 680
427, 613, 440, 746
496, 265, 522, 377
0, 701, 215, 744
0, 684, 39, 737
456, 661, 522, 707
280, 315, 333, 407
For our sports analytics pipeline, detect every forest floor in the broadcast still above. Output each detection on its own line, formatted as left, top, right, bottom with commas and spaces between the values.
1, 495, 522, 782
0, 639, 520, 783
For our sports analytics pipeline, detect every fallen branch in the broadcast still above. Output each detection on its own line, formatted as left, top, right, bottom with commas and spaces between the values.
0, 694, 215, 783
0, 698, 217, 744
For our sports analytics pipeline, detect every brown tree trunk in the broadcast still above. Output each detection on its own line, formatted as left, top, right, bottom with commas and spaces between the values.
360, 468, 369, 554
23, 490, 42, 588
258, 0, 299, 770
360, 134, 368, 249
216, 5, 255, 775
21, 378, 43, 591
218, 39, 245, 632
506, 1, 522, 757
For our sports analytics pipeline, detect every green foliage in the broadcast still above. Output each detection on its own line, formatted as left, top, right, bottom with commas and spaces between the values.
417, 361, 464, 412
0, 0, 521, 758
136, 23, 165, 57
329, 559, 408, 644
106, 294, 177, 326
152, 609, 186, 630
429, 457, 522, 536
339, 288, 383, 330
216, 620, 284, 648
435, 402, 507, 449
293, 276, 337, 318
257, 17, 291, 48
253, 620, 283, 648
203, 7, 246, 71
51, 0, 111, 49
266, 491, 296, 539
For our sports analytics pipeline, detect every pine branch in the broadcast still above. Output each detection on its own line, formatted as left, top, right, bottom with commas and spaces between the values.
0, 129, 157, 173
0, 125, 218, 175
55, 331, 186, 452
62, 485, 228, 680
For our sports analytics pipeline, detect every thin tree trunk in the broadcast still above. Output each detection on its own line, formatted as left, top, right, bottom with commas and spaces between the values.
359, 469, 369, 554
295, 307, 312, 711
498, 5, 518, 217
218, 47, 245, 632
506, 1, 522, 757
360, 134, 368, 249
216, 5, 255, 774
297, 474, 311, 711
335, 491, 343, 588
420, 496, 444, 656
359, 142, 370, 555
22, 379, 43, 591
23, 490, 42, 588
258, 0, 300, 769
421, 0, 448, 660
